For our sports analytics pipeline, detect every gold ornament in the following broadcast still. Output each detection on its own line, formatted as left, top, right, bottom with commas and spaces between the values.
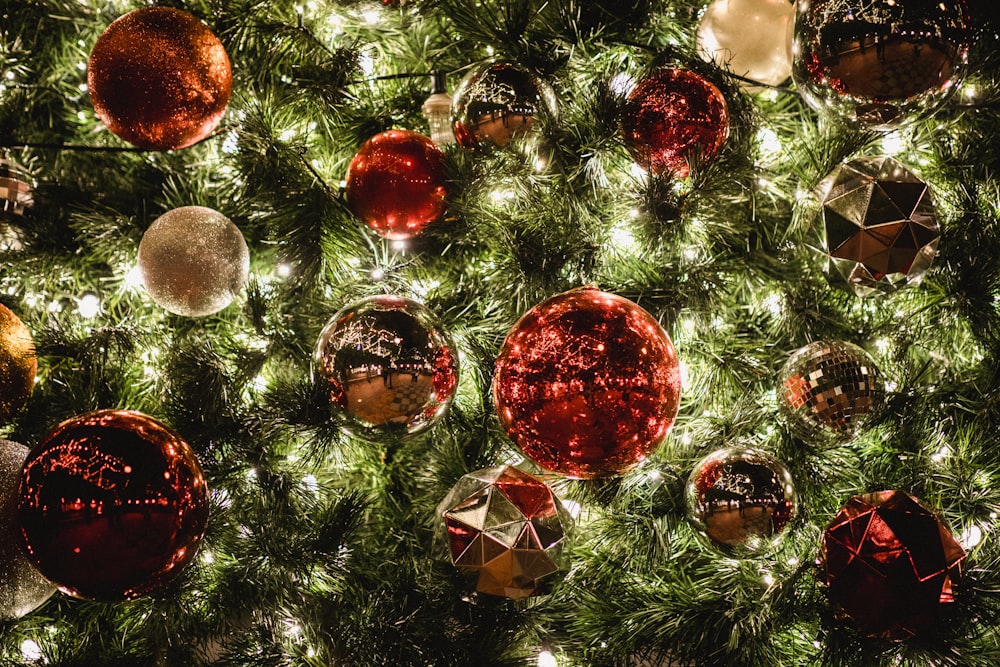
0, 304, 35, 423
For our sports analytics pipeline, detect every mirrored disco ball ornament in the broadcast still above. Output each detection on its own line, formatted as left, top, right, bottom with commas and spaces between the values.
778, 340, 885, 444
314, 295, 459, 438
791, 0, 971, 127
452, 61, 558, 150
0, 156, 33, 221
685, 447, 795, 552
437, 465, 571, 599
493, 286, 681, 479
822, 490, 965, 640
16, 410, 209, 601
817, 156, 939, 297
0, 440, 56, 619
696, 0, 796, 87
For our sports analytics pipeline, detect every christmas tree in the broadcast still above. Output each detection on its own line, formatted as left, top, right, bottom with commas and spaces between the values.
2, 0, 1000, 665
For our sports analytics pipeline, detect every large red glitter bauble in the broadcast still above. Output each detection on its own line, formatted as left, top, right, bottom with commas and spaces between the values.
88, 7, 232, 150
822, 490, 965, 640
16, 410, 209, 601
621, 68, 729, 178
345, 130, 449, 240
493, 286, 681, 479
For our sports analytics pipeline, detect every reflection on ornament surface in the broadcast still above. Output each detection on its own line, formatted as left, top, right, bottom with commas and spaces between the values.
16, 410, 209, 601
686, 447, 795, 551
822, 490, 965, 640
778, 340, 884, 444
493, 286, 681, 479
818, 156, 939, 296
452, 61, 557, 150
437, 465, 571, 599
792, 0, 970, 126
314, 295, 458, 437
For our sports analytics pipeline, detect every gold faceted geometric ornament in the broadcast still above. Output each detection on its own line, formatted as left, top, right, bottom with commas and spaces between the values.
818, 156, 939, 297
437, 465, 571, 600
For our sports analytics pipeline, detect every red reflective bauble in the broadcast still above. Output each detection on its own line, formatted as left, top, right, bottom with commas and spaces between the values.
822, 490, 965, 640
17, 410, 209, 601
88, 7, 232, 150
493, 286, 681, 479
621, 68, 729, 178
345, 130, 449, 240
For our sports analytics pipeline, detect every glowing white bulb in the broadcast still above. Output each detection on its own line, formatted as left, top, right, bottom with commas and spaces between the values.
276, 263, 292, 278
77, 293, 101, 318
370, 268, 385, 281
201, 549, 215, 565
560, 499, 582, 520
124, 264, 144, 289
880, 131, 905, 155
963, 84, 978, 99
610, 73, 635, 96
961, 524, 983, 549
20, 639, 42, 662
538, 650, 557, 667
302, 474, 319, 493
756, 127, 782, 160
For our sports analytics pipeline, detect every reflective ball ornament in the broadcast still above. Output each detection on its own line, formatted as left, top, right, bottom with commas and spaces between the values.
138, 205, 250, 317
452, 61, 558, 150
437, 465, 571, 600
697, 0, 795, 87
345, 130, 449, 240
493, 286, 681, 479
818, 156, 939, 297
791, 0, 971, 127
0, 304, 36, 424
16, 410, 209, 601
88, 7, 232, 150
686, 447, 796, 552
314, 295, 459, 438
778, 341, 885, 444
0, 440, 56, 619
621, 68, 730, 178
822, 490, 965, 640
0, 156, 34, 221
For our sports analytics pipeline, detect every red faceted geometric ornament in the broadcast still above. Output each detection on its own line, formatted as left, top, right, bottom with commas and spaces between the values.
821, 490, 965, 640
437, 465, 571, 599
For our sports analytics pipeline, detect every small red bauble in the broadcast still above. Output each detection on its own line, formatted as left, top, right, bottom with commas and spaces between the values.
621, 68, 729, 178
17, 410, 209, 601
493, 286, 681, 479
88, 7, 232, 150
822, 490, 965, 640
345, 130, 449, 240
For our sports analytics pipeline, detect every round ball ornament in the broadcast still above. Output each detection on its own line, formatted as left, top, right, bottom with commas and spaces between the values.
493, 286, 681, 479
0, 440, 56, 619
16, 410, 209, 601
437, 465, 571, 600
685, 447, 795, 552
822, 490, 965, 640
0, 303, 36, 424
778, 340, 885, 444
138, 205, 249, 317
621, 68, 730, 178
818, 156, 939, 297
88, 7, 232, 150
0, 155, 34, 221
452, 61, 558, 150
791, 0, 971, 127
697, 0, 795, 87
314, 295, 459, 438
345, 130, 448, 240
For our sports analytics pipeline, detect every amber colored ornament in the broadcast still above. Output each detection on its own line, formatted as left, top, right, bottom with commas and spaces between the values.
16, 410, 209, 601
345, 130, 449, 240
696, 0, 795, 87
818, 156, 939, 297
778, 340, 884, 445
621, 68, 729, 178
88, 7, 232, 150
822, 490, 965, 640
0, 304, 35, 424
452, 61, 558, 150
685, 447, 795, 552
437, 465, 571, 599
493, 286, 681, 479
792, 0, 971, 127
314, 295, 459, 438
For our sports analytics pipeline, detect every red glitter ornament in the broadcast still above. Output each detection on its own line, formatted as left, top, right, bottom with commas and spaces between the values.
16, 410, 209, 601
822, 490, 965, 640
345, 130, 449, 240
621, 68, 729, 178
88, 7, 232, 150
493, 286, 681, 479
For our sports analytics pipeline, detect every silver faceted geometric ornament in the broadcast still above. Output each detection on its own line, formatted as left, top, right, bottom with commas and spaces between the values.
818, 156, 939, 297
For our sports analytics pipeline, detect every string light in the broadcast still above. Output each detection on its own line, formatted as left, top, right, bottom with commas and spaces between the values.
77, 292, 101, 318
537, 650, 557, 667
20, 639, 42, 662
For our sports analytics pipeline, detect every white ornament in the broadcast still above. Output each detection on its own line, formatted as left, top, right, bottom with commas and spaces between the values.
697, 0, 795, 87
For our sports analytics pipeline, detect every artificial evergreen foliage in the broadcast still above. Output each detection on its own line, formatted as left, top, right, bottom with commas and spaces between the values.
1, 0, 999, 665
